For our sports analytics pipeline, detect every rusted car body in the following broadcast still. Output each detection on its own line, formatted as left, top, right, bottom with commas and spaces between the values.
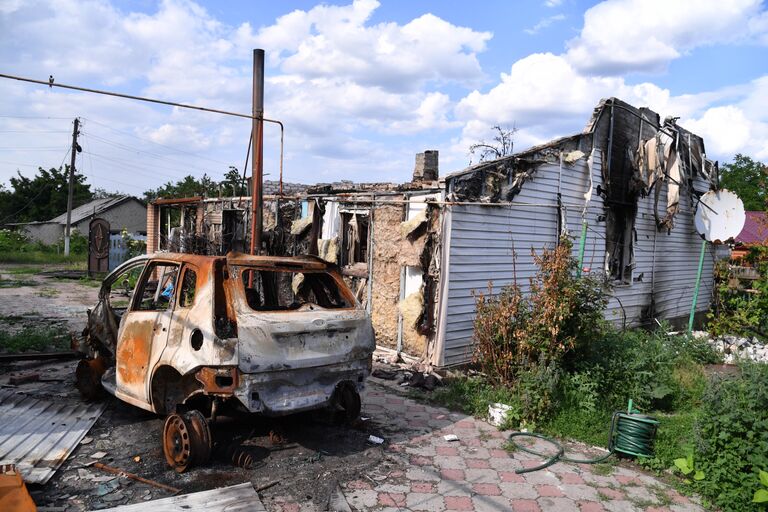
78, 252, 374, 424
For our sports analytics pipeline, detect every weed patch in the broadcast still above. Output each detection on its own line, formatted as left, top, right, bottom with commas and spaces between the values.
0, 326, 70, 352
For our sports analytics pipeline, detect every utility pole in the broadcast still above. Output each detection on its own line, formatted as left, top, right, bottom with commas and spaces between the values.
249, 49, 264, 255
64, 117, 80, 256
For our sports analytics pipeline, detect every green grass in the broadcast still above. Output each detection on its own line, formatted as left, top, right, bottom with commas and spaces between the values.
0, 277, 38, 288
37, 287, 60, 298
0, 327, 70, 352
0, 252, 87, 265
4, 266, 42, 275
77, 276, 102, 288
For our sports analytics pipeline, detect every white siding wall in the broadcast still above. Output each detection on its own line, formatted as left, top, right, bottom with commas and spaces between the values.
436, 149, 714, 367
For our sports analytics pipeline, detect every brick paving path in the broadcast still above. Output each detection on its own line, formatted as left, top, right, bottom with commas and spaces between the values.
273, 387, 704, 512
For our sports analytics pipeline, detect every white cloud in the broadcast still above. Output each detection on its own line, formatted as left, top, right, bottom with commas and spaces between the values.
235, 0, 491, 93
544, 0, 563, 7
525, 14, 566, 35
565, 0, 767, 75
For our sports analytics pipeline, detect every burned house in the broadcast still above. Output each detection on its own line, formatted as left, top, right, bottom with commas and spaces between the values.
145, 99, 720, 368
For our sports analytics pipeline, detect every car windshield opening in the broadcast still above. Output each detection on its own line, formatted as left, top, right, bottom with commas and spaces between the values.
240, 269, 352, 311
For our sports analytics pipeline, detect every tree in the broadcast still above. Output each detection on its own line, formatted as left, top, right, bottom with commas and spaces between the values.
719, 154, 767, 211
143, 173, 220, 202
469, 125, 518, 163
0, 166, 92, 224
221, 166, 248, 196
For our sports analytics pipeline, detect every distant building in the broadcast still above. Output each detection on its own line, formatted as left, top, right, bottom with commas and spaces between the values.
15, 196, 147, 245
732, 211, 768, 259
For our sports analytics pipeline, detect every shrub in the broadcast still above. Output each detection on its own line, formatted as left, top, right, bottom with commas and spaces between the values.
708, 252, 768, 341
472, 238, 607, 386
693, 362, 768, 512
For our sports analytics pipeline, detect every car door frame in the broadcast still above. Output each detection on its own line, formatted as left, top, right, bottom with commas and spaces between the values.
114, 259, 180, 409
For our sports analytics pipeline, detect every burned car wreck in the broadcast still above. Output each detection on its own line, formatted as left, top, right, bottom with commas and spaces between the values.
75, 252, 375, 472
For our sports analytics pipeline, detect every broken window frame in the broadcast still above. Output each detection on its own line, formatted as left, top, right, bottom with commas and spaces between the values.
178, 265, 198, 308
238, 267, 355, 312
133, 261, 181, 312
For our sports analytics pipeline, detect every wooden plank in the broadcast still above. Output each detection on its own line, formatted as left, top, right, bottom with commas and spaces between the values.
98, 483, 266, 512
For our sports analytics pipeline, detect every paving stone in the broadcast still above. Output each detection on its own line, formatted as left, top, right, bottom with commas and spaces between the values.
623, 485, 660, 504
521, 470, 560, 486
560, 484, 601, 501
471, 483, 502, 496
538, 497, 580, 512
437, 479, 472, 497
670, 504, 702, 512
406, 492, 446, 511
436, 446, 460, 456
440, 469, 466, 481
444, 495, 474, 511
411, 455, 435, 466
508, 498, 541, 511
536, 484, 564, 497
378, 492, 407, 507
344, 489, 378, 509
407, 467, 442, 482
464, 468, 502, 484
560, 473, 586, 485
602, 500, 641, 512
499, 471, 526, 483
411, 481, 437, 493
466, 458, 491, 469
596, 487, 625, 501
471, 495, 512, 512
375, 483, 411, 494
499, 482, 539, 500
578, 501, 606, 512
435, 456, 468, 469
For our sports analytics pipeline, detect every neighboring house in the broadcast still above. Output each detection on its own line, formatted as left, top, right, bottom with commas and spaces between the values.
16, 196, 147, 245
144, 98, 720, 368
732, 211, 768, 259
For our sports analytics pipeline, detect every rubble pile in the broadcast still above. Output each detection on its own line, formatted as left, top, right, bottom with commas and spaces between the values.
694, 331, 768, 363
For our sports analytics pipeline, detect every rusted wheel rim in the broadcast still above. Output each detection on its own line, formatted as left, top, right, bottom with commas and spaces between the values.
163, 413, 192, 473
184, 410, 212, 465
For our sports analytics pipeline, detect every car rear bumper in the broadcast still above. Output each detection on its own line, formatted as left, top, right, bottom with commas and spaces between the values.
232, 358, 371, 415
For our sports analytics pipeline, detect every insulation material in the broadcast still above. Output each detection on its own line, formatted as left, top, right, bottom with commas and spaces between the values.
318, 237, 339, 264
291, 272, 305, 295
290, 216, 312, 236
399, 208, 427, 238
370, 203, 427, 354
564, 150, 585, 164
399, 292, 423, 323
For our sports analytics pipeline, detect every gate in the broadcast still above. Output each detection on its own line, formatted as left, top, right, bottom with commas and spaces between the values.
88, 218, 110, 276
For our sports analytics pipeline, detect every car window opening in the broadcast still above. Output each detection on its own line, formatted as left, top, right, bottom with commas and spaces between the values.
135, 262, 180, 311
241, 269, 352, 311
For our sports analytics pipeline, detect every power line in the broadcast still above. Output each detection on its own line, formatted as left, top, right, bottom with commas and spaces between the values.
0, 115, 71, 120
82, 150, 198, 183
82, 117, 235, 167
82, 131, 220, 176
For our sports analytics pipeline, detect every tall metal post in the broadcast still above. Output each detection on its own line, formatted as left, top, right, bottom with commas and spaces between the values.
249, 49, 265, 255
64, 117, 80, 256
687, 239, 708, 332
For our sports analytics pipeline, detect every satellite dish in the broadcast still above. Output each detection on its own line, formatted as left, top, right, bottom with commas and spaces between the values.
694, 189, 746, 244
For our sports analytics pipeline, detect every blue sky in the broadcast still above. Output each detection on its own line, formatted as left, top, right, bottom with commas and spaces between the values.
1, 0, 766, 196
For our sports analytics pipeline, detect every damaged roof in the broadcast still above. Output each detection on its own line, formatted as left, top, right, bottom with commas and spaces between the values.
47, 196, 142, 225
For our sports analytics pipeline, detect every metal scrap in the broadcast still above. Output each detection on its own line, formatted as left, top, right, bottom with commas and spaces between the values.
92, 462, 180, 494
0, 389, 106, 484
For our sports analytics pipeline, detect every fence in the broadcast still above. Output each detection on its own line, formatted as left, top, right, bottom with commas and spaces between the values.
108, 233, 147, 272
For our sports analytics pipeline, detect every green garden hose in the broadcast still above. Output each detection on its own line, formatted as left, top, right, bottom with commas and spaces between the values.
508, 401, 659, 474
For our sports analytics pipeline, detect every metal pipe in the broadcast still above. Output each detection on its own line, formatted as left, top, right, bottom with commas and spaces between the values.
249, 49, 264, 255
688, 240, 707, 332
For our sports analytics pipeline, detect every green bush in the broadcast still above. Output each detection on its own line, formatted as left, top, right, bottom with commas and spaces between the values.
693, 362, 768, 512
708, 251, 768, 341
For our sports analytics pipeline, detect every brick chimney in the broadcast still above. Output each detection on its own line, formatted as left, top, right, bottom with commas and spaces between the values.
413, 150, 438, 182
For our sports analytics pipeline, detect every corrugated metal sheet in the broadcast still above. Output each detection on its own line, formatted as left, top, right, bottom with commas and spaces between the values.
0, 389, 106, 484
436, 146, 716, 366
99, 482, 266, 512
